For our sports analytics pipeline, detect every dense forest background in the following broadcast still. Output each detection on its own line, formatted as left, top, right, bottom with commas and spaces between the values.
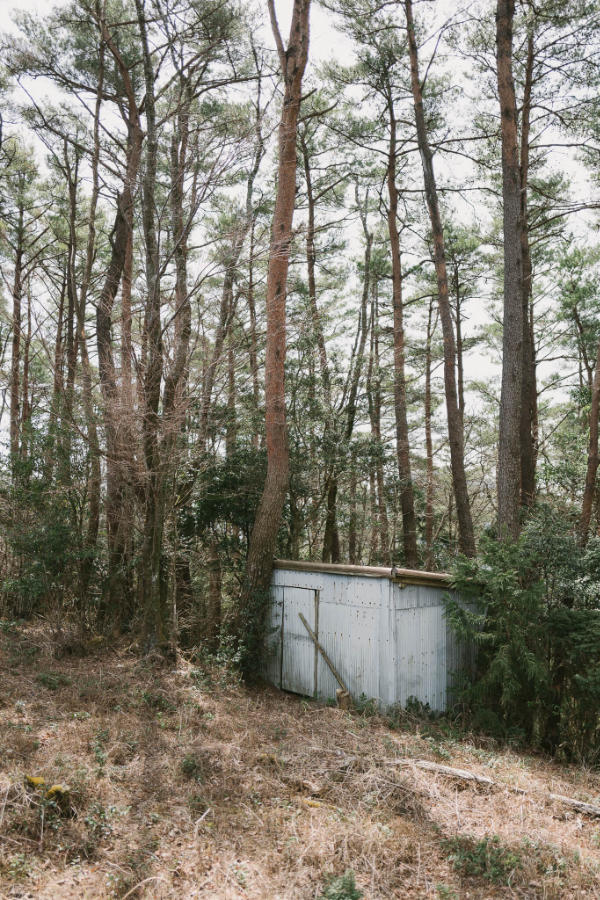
2, 0, 600, 745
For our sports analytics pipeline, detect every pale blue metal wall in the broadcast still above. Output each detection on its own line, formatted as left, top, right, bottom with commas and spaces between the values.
264, 561, 465, 712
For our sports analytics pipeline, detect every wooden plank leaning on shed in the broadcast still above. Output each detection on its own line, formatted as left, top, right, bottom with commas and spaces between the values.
298, 612, 349, 697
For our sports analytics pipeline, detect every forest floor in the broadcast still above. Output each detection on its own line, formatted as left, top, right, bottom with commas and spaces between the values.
1, 622, 600, 899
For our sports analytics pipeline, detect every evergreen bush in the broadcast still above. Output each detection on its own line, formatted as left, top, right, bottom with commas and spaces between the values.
447, 509, 600, 762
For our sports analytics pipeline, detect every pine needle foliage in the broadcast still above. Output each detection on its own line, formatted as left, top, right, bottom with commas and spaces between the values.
447, 509, 600, 762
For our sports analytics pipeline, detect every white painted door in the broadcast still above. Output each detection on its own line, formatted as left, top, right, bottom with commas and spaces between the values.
281, 586, 317, 696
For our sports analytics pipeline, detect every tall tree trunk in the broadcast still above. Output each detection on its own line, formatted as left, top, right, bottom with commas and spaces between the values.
45, 266, 66, 481
496, 0, 524, 539
242, 0, 310, 665
20, 287, 32, 461
425, 297, 436, 569
579, 337, 600, 545
95, 9, 144, 626
386, 95, 419, 567
519, 27, 537, 508
301, 135, 338, 562
247, 216, 261, 450
9, 197, 24, 472
367, 283, 390, 565
348, 462, 358, 564
301, 133, 331, 405
134, 0, 169, 650
62, 149, 81, 482
206, 538, 222, 652
322, 478, 340, 562
323, 198, 371, 564
406, 0, 475, 557
75, 27, 105, 601
454, 263, 465, 420
226, 329, 237, 457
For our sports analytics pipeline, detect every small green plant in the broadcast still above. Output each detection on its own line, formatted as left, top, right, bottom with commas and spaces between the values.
271, 726, 288, 741
180, 754, 204, 781
435, 885, 458, 899
443, 835, 521, 885
7, 852, 31, 880
355, 693, 379, 717
233, 865, 247, 887
84, 802, 114, 839
35, 672, 71, 690
189, 668, 209, 688
92, 728, 109, 773
319, 869, 363, 900
141, 690, 175, 712
188, 792, 209, 813
405, 695, 434, 719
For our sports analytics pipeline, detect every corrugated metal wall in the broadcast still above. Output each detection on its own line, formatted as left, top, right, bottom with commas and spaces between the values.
265, 563, 467, 712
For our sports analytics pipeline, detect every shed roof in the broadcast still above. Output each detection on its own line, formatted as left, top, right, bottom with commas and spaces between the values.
273, 559, 451, 589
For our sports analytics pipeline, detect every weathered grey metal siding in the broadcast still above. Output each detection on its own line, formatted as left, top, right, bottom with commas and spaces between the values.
267, 562, 465, 712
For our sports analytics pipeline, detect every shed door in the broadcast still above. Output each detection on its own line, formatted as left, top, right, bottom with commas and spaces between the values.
281, 586, 318, 696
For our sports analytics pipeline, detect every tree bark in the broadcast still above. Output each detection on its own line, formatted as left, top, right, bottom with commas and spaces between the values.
405, 0, 475, 557
367, 283, 391, 565
242, 0, 310, 663
424, 297, 436, 569
519, 27, 537, 508
9, 196, 24, 471
579, 337, 600, 545
300, 132, 331, 405
135, 0, 170, 650
95, 8, 144, 627
496, 0, 524, 539
348, 462, 358, 564
386, 93, 419, 567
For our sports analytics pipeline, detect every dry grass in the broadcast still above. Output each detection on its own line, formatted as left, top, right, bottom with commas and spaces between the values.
1, 621, 600, 898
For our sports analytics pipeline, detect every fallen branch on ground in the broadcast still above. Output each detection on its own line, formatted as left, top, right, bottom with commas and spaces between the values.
387, 758, 600, 816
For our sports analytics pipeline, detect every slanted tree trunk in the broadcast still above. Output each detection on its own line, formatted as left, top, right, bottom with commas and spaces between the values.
406, 0, 475, 557
242, 0, 310, 665
495, 0, 524, 539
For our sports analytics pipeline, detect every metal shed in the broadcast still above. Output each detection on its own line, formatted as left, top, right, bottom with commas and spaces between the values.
263, 559, 466, 712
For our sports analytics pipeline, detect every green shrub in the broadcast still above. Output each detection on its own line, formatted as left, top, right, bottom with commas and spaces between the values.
447, 510, 600, 761
443, 835, 521, 884
180, 754, 204, 781
319, 869, 363, 900
35, 672, 71, 691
